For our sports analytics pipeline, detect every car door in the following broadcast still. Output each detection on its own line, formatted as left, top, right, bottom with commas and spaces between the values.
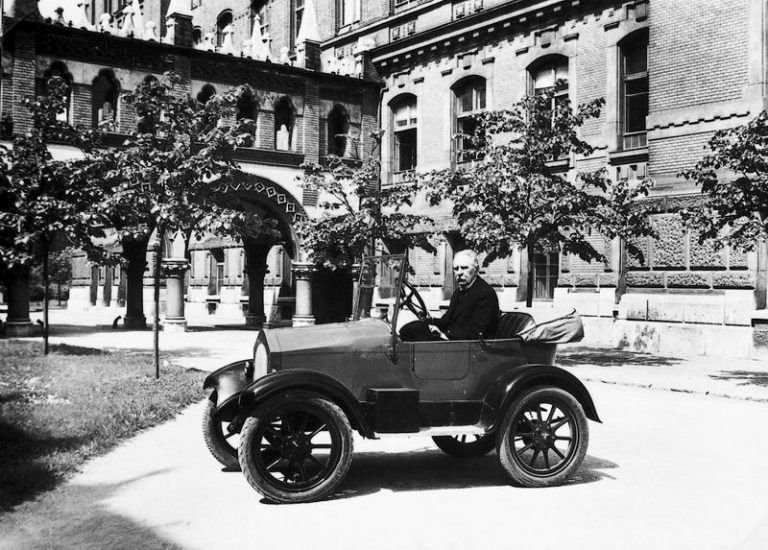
411, 340, 471, 380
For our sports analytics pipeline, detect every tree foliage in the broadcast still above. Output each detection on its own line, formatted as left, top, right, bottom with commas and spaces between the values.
82, 71, 275, 243
680, 110, 768, 250
0, 77, 104, 271
297, 152, 432, 270
424, 85, 655, 306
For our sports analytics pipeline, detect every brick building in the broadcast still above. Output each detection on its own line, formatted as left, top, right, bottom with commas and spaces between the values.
2, 0, 767, 357
1, 0, 380, 331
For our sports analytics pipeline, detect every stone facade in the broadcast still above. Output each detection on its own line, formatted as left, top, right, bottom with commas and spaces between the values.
1, 0, 380, 329
3, 0, 768, 356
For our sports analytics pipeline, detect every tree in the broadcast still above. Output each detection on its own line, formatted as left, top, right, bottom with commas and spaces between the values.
424, 85, 655, 307
0, 76, 104, 351
83, 71, 273, 333
297, 149, 432, 271
680, 110, 768, 250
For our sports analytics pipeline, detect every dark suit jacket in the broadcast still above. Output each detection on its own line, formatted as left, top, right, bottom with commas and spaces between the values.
432, 276, 499, 340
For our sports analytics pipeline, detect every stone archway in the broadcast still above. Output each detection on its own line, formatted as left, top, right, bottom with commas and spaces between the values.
214, 173, 312, 328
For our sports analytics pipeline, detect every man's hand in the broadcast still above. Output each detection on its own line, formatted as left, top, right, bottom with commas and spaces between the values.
429, 326, 448, 340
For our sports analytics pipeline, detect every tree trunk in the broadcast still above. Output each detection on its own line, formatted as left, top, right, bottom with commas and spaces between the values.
526, 240, 535, 308
153, 236, 162, 379
42, 240, 50, 355
5, 268, 34, 336
122, 236, 150, 329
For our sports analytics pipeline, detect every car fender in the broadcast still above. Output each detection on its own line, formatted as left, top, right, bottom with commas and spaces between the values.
203, 359, 253, 422
238, 369, 374, 438
481, 364, 601, 431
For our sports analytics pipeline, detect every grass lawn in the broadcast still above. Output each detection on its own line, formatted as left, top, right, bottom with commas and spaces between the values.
0, 340, 206, 512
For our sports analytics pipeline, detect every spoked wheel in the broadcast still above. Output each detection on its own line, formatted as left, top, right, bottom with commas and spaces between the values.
202, 398, 240, 470
432, 434, 496, 457
239, 394, 353, 504
497, 387, 588, 487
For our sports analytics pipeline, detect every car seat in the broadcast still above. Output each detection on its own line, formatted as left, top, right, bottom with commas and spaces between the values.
495, 312, 536, 339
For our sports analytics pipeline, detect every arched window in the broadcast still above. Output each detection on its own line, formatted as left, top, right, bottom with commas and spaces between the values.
619, 30, 648, 149
192, 27, 202, 45
390, 95, 417, 172
452, 77, 485, 162
528, 55, 569, 103
42, 61, 73, 123
327, 104, 350, 157
274, 97, 295, 151
197, 84, 216, 105
237, 89, 258, 147
137, 75, 160, 134
91, 69, 119, 128
216, 10, 233, 48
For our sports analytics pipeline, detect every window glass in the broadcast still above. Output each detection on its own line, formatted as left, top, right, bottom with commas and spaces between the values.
391, 97, 417, 172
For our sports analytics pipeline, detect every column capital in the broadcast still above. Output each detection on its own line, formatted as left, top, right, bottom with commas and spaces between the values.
162, 258, 189, 277
291, 261, 315, 280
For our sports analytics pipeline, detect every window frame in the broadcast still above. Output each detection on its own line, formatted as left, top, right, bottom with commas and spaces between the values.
390, 95, 418, 174
216, 10, 233, 48
452, 76, 487, 163
619, 30, 649, 150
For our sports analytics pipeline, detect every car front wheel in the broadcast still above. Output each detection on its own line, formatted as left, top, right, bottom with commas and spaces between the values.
432, 434, 495, 457
497, 387, 588, 487
202, 397, 240, 470
239, 394, 353, 504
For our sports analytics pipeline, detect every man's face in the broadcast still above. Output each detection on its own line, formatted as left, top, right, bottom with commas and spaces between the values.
453, 257, 478, 289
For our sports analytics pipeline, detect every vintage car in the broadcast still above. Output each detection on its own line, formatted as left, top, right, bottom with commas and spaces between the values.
203, 254, 599, 504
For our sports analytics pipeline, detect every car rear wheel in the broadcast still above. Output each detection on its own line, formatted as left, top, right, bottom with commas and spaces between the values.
432, 434, 495, 457
239, 394, 353, 504
497, 387, 588, 487
202, 397, 240, 470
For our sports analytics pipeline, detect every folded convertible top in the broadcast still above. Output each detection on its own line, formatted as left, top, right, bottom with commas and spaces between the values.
512, 307, 585, 344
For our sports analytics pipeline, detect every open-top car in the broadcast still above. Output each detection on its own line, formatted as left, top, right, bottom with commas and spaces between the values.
203, 254, 599, 503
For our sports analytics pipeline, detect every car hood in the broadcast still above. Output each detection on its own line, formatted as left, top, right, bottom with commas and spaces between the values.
263, 317, 391, 360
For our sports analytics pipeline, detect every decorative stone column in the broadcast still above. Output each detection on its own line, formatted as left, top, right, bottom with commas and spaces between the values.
162, 259, 188, 332
5, 269, 35, 336
291, 261, 315, 326
245, 262, 268, 328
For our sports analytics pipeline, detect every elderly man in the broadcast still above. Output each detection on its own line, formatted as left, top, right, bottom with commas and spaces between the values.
400, 249, 500, 341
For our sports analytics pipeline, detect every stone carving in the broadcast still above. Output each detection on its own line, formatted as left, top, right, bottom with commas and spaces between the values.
162, 17, 175, 44
279, 46, 291, 65
626, 272, 664, 287
144, 21, 158, 42
713, 272, 755, 289
650, 214, 685, 269
666, 272, 711, 288
219, 24, 237, 56
688, 228, 725, 269
197, 33, 216, 52
72, 1, 94, 31
99, 14, 116, 34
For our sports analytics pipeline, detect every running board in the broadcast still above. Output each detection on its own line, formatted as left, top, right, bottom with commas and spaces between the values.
372, 425, 487, 439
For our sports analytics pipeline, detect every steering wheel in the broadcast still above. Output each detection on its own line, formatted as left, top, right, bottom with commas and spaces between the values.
400, 280, 430, 320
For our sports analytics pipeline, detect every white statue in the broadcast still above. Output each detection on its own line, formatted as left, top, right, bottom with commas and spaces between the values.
197, 32, 216, 52
99, 13, 115, 34
218, 24, 236, 55
262, 32, 274, 62
279, 46, 291, 65
72, 1, 93, 31
144, 21, 158, 42
161, 17, 175, 44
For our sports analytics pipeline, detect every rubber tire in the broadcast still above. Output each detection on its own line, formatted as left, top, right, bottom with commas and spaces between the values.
202, 397, 240, 471
497, 387, 589, 487
239, 394, 353, 504
432, 434, 496, 457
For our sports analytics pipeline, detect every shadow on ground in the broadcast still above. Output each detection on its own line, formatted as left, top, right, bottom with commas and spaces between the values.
558, 347, 684, 368
710, 371, 768, 387
291, 451, 620, 503
0, 472, 186, 550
